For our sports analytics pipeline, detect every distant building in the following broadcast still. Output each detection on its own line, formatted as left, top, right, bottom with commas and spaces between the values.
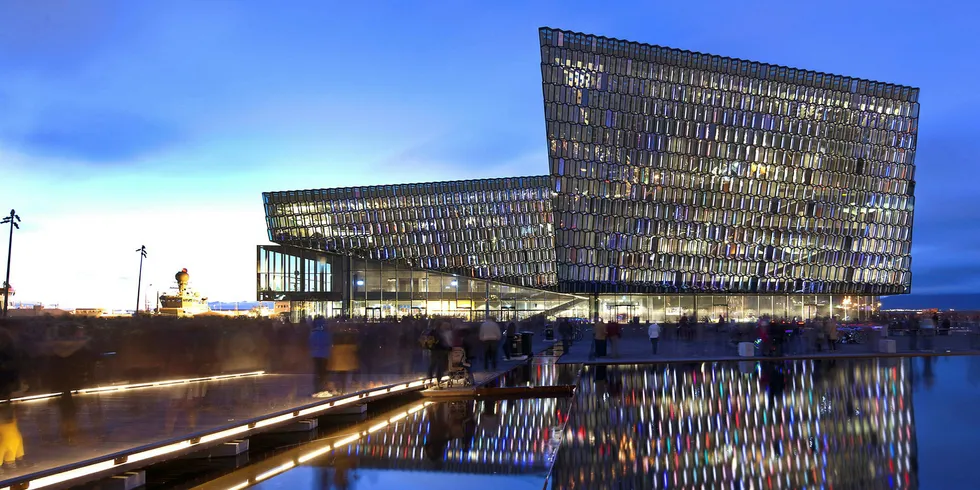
74, 308, 109, 317
258, 28, 919, 323
7, 305, 71, 318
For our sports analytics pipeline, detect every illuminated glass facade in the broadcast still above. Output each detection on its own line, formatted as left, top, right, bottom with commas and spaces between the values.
542, 28, 917, 296
594, 293, 877, 323
257, 244, 581, 321
554, 361, 917, 488
263, 176, 557, 289
259, 27, 918, 320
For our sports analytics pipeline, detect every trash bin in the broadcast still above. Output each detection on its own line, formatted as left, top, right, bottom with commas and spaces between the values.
509, 334, 523, 358
521, 331, 534, 357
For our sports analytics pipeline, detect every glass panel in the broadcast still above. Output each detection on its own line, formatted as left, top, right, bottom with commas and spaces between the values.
757, 295, 774, 319
773, 295, 787, 320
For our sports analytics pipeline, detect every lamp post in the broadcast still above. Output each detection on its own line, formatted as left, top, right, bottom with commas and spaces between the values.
135, 245, 147, 315
1, 210, 21, 318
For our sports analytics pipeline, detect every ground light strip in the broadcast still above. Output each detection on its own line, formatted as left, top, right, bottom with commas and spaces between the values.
0, 377, 443, 490
226, 401, 432, 489
2, 371, 267, 404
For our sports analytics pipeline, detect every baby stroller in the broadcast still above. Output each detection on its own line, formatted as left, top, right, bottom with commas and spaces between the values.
446, 347, 475, 388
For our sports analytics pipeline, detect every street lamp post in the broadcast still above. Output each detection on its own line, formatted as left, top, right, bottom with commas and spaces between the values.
135, 245, 147, 315
1, 210, 21, 318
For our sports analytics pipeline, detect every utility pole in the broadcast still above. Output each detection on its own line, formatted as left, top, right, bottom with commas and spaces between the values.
1, 210, 21, 318
135, 245, 147, 315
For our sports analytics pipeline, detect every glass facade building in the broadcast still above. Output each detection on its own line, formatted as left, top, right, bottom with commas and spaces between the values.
542, 28, 917, 296
263, 176, 557, 289
258, 28, 918, 322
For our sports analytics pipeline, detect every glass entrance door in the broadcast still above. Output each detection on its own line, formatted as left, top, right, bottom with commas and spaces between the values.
611, 304, 636, 324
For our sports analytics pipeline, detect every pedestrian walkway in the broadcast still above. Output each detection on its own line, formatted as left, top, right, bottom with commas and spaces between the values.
0, 370, 440, 490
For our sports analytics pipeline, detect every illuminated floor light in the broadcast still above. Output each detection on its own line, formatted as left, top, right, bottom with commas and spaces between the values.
297, 444, 334, 464
1, 375, 435, 490
254, 462, 295, 482
0, 371, 266, 404
333, 434, 361, 448
8, 392, 63, 403
0, 371, 434, 490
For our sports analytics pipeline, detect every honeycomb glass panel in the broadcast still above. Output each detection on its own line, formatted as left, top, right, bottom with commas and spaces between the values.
263, 177, 558, 288
540, 27, 917, 295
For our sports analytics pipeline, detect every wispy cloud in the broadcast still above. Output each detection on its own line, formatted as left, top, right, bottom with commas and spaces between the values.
11, 105, 186, 164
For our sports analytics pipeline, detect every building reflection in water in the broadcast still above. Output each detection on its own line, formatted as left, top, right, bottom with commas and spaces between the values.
555, 360, 917, 489
341, 395, 569, 476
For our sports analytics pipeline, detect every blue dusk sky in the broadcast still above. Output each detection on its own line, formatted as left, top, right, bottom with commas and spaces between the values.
1, 0, 977, 309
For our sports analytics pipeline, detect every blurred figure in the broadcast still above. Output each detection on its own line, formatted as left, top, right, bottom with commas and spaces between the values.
46, 323, 94, 393
502, 321, 517, 360
0, 329, 23, 400
593, 320, 608, 358
768, 320, 784, 357
58, 393, 79, 445
0, 405, 23, 469
165, 382, 208, 434
909, 315, 920, 351
0, 330, 24, 470
448, 400, 477, 451
309, 317, 332, 395
607, 321, 621, 358
558, 318, 572, 354
332, 453, 357, 490
825, 316, 838, 351
423, 322, 452, 383
647, 320, 660, 355
479, 317, 502, 371
329, 324, 358, 394
423, 404, 451, 467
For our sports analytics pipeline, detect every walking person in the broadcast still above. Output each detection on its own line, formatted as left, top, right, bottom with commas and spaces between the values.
648, 320, 661, 355
479, 317, 502, 371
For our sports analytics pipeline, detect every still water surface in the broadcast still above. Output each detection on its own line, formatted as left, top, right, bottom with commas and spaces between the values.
247, 356, 980, 490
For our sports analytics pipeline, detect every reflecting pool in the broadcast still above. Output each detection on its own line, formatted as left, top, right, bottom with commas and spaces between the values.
554, 356, 976, 489
240, 396, 569, 490
197, 356, 980, 490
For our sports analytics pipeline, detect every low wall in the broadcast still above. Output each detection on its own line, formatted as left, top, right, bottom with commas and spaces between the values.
0, 316, 436, 398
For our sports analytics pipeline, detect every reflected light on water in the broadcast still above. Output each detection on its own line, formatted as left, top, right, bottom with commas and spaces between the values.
554, 360, 916, 489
